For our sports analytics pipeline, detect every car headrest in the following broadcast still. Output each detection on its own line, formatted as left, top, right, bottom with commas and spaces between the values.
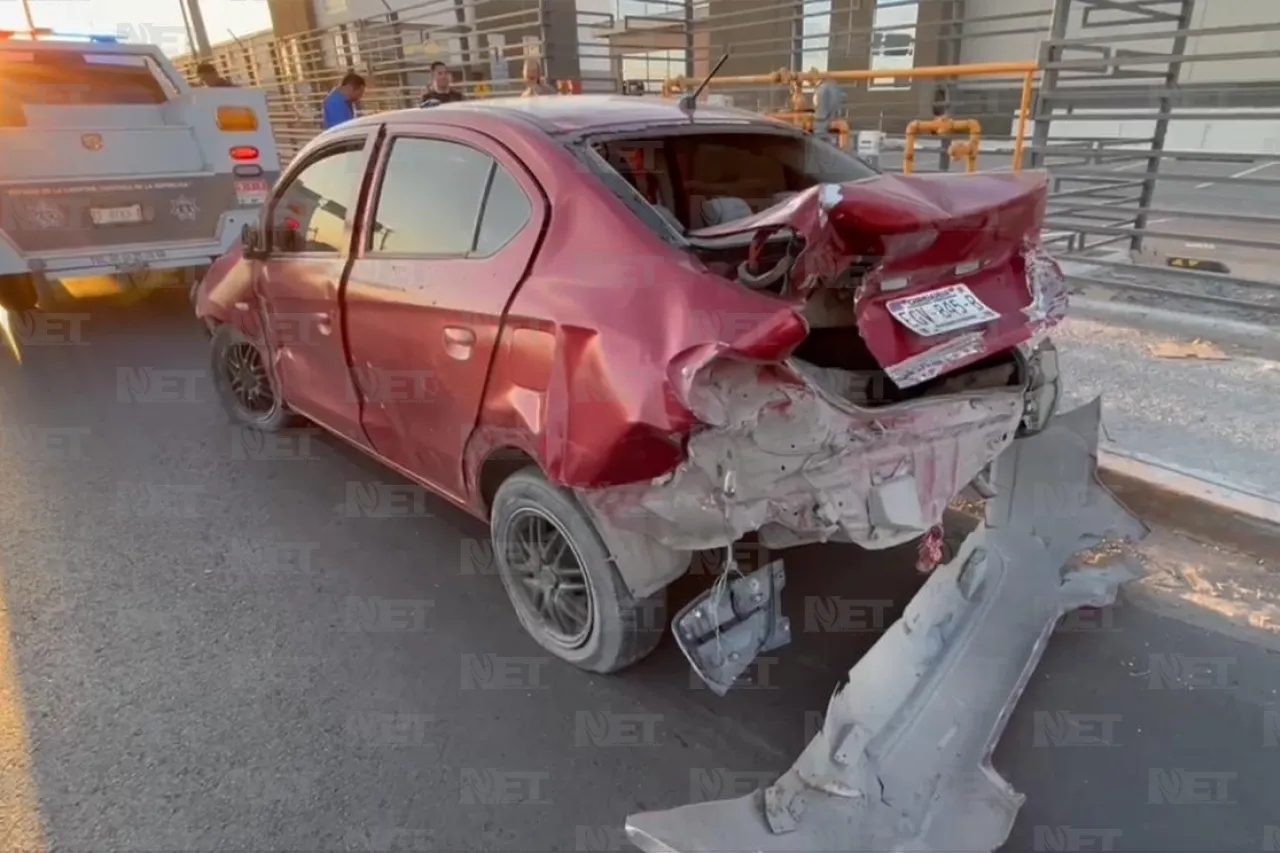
700, 196, 753, 226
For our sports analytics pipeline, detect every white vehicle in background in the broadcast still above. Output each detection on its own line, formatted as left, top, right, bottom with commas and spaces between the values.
0, 29, 280, 312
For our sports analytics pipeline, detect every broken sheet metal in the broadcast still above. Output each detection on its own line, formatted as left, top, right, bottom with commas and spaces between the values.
578, 358, 1026, 552
625, 399, 1148, 853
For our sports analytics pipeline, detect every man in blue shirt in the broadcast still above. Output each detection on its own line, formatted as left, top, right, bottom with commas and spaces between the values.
322, 72, 366, 130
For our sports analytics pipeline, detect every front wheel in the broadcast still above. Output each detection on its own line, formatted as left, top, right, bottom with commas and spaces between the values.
210, 323, 301, 431
490, 467, 666, 674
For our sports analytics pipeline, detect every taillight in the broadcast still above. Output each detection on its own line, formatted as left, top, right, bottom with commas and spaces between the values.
216, 106, 258, 131
229, 146, 259, 161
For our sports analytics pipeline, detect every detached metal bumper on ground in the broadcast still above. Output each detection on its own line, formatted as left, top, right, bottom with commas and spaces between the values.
627, 399, 1147, 853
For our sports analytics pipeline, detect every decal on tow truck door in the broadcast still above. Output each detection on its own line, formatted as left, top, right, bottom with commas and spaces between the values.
886, 283, 1001, 338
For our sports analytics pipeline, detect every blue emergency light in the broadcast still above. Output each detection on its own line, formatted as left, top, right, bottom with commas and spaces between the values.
0, 29, 120, 43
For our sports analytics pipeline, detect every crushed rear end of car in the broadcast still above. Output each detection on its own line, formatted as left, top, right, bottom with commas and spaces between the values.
570, 161, 1144, 852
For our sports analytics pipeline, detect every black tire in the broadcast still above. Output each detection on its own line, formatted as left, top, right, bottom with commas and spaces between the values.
490, 466, 667, 674
210, 322, 301, 431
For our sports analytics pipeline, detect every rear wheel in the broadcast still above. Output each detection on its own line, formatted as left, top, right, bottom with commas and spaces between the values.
490, 467, 666, 674
210, 323, 301, 431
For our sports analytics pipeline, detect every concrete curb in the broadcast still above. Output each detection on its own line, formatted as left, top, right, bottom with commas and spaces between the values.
1071, 297, 1280, 349
1097, 448, 1280, 561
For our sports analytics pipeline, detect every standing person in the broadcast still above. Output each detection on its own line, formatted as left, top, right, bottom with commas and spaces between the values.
196, 62, 234, 87
322, 72, 365, 130
420, 62, 464, 107
813, 78, 844, 144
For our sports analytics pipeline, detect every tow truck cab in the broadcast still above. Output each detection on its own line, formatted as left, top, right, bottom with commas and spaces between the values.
0, 30, 280, 311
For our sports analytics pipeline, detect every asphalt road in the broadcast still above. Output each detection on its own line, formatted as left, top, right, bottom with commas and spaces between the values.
1, 292, 1279, 853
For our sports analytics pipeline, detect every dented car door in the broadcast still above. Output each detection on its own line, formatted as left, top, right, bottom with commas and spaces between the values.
343, 128, 546, 501
257, 133, 375, 443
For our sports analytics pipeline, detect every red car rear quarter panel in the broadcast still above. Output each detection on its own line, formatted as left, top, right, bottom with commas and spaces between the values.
474, 151, 808, 492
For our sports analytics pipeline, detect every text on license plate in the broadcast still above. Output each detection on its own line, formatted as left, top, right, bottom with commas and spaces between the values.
89, 204, 143, 226
235, 179, 269, 206
886, 284, 1001, 337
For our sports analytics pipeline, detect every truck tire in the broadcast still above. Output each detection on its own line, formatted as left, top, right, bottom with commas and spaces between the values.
490, 466, 667, 674
210, 322, 301, 431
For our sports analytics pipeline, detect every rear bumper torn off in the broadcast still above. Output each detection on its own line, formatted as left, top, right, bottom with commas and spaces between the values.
625, 398, 1147, 853
579, 358, 1029, 554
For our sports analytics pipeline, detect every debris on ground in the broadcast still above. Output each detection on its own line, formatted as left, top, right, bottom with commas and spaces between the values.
1147, 338, 1230, 361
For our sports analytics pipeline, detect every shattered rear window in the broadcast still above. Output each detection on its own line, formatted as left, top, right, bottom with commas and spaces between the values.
588, 129, 879, 233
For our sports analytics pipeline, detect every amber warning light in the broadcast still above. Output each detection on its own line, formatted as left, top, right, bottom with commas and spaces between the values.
217, 106, 258, 132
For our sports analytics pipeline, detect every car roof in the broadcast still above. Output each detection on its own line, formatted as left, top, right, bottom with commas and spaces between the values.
365, 94, 781, 136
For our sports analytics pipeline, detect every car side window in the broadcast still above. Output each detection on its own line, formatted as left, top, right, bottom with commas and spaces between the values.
474, 164, 532, 256
367, 137, 493, 256
269, 141, 366, 254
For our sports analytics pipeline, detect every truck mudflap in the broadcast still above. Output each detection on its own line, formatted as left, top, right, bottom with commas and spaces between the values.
625, 398, 1148, 853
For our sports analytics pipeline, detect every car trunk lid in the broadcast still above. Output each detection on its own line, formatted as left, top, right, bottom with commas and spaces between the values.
688, 171, 1068, 389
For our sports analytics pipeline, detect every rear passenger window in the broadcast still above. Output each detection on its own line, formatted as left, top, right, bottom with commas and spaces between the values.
368, 138, 491, 256
474, 166, 532, 256
368, 136, 533, 257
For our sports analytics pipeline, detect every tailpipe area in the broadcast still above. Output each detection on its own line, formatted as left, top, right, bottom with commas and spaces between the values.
626, 398, 1147, 853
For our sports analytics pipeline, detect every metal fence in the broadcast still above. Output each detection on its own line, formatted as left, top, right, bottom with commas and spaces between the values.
1031, 0, 1280, 321
169, 0, 1280, 320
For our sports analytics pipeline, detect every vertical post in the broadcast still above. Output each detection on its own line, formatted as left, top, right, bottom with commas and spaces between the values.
684, 0, 696, 78
1129, 0, 1193, 254
791, 0, 804, 73
184, 0, 214, 60
1012, 71, 1034, 171
21, 0, 36, 30
1029, 0, 1071, 170
177, 0, 199, 61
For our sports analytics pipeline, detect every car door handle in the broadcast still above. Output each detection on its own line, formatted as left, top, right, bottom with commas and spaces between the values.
443, 326, 475, 360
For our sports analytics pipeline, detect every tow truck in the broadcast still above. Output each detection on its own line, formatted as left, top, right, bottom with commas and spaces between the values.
0, 29, 279, 312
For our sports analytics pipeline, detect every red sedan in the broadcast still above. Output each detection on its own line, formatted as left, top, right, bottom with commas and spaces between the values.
194, 95, 1068, 680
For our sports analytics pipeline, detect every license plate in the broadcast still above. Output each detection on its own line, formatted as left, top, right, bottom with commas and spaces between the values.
886, 284, 1001, 337
235, 179, 269, 206
89, 204, 143, 226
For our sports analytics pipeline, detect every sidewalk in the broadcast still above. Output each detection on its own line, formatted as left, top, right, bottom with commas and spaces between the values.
1053, 311, 1280, 503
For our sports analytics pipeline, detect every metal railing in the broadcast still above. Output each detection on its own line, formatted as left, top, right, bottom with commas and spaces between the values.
1031, 0, 1280, 321
164, 0, 1280, 320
